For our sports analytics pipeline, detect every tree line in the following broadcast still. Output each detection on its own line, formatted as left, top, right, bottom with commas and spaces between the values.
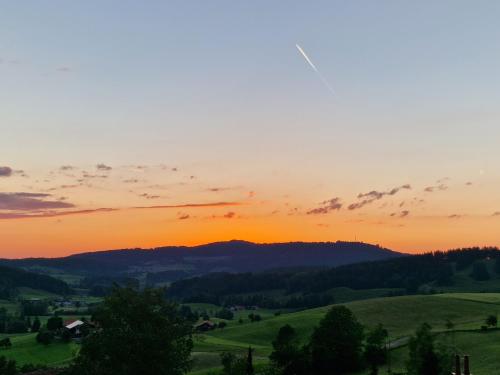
166, 248, 500, 308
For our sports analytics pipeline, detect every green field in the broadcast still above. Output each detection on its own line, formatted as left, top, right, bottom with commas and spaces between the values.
0, 333, 77, 367
1, 292, 500, 373
190, 293, 500, 374
17, 287, 61, 300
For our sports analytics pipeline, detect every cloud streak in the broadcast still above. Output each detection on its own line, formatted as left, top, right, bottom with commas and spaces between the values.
424, 184, 448, 193
0, 166, 13, 177
348, 184, 411, 210
307, 197, 342, 215
0, 192, 74, 211
133, 201, 241, 210
0, 199, 242, 220
295, 44, 335, 95
0, 208, 116, 220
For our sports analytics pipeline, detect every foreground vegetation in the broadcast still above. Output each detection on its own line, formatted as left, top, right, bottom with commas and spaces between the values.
190, 293, 500, 374
2, 248, 500, 373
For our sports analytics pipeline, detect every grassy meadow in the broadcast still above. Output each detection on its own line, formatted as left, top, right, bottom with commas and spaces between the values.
3, 291, 500, 373
189, 293, 500, 374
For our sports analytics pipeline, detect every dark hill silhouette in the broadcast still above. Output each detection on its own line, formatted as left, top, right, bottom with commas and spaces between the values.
165, 247, 500, 308
0, 240, 403, 279
0, 264, 72, 297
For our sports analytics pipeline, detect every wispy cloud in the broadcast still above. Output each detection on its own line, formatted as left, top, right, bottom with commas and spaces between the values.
96, 163, 112, 171
0, 208, 116, 220
134, 202, 241, 210
138, 193, 161, 200
0, 166, 13, 177
307, 197, 342, 215
424, 184, 448, 193
0, 192, 74, 211
56, 66, 71, 73
0, 198, 241, 220
391, 210, 410, 218
207, 187, 239, 193
348, 184, 411, 210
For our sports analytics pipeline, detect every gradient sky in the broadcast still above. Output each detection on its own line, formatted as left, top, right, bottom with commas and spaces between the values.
2, 1, 500, 258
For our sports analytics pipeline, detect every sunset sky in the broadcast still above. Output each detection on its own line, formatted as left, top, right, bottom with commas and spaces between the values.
2, 1, 500, 258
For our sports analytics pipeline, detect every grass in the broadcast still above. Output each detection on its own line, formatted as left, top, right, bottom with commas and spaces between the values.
358, 329, 500, 375
326, 287, 404, 303
0, 333, 77, 367
190, 293, 500, 374
0, 300, 19, 314
3, 289, 500, 373
18, 287, 60, 300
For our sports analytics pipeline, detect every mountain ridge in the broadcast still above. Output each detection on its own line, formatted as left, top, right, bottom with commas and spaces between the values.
0, 240, 404, 280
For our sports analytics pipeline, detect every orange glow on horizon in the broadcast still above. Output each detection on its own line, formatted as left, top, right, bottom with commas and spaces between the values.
1, 206, 499, 258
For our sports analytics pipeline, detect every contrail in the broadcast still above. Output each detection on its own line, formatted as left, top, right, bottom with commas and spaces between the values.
296, 44, 318, 72
295, 43, 335, 95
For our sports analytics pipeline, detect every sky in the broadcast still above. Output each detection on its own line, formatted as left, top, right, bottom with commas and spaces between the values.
1, 1, 500, 258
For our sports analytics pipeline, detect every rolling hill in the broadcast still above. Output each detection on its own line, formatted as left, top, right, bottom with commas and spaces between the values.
0, 264, 72, 298
167, 247, 500, 307
0, 240, 402, 280
189, 293, 500, 374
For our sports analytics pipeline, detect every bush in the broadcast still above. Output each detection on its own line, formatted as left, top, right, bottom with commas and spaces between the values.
31, 317, 41, 333
36, 329, 54, 345
47, 317, 63, 331
0, 356, 17, 375
0, 338, 11, 350
486, 315, 497, 327
216, 308, 234, 320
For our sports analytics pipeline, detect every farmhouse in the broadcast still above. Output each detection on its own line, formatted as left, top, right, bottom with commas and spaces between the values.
64, 319, 86, 338
195, 320, 216, 332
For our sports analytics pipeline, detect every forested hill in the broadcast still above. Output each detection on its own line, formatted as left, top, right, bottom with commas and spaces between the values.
0, 265, 72, 298
0, 240, 402, 278
166, 247, 500, 307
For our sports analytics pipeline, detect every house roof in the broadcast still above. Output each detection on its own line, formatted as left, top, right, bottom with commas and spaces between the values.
195, 320, 215, 327
65, 320, 84, 329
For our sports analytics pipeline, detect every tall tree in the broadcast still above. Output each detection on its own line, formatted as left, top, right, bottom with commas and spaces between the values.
270, 324, 310, 375
364, 324, 388, 375
68, 287, 193, 375
310, 305, 364, 374
246, 347, 254, 375
220, 352, 246, 375
407, 323, 450, 375
31, 317, 41, 333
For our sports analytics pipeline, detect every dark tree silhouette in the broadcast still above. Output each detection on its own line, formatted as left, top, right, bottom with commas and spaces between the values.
486, 314, 497, 327
310, 306, 364, 374
270, 324, 310, 375
0, 356, 17, 375
364, 324, 388, 375
31, 317, 41, 333
68, 287, 193, 375
407, 323, 450, 375
470, 262, 490, 281
246, 347, 254, 375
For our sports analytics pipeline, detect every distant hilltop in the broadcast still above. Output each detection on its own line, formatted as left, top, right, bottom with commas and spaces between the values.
0, 240, 403, 280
